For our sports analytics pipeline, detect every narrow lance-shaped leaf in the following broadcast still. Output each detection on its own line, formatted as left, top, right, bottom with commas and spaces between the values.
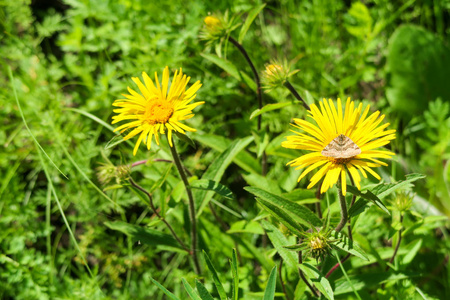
346, 185, 390, 216
299, 263, 334, 300
195, 280, 214, 300
238, 4, 266, 43
182, 278, 202, 300
150, 278, 181, 300
203, 251, 228, 300
245, 186, 321, 226
190, 179, 234, 199
255, 197, 304, 236
261, 220, 298, 271
201, 53, 256, 91
331, 231, 369, 261
263, 266, 277, 300
250, 102, 292, 120
104, 221, 184, 250
195, 137, 253, 216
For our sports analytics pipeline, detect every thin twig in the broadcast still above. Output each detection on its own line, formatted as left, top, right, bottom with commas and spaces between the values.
167, 137, 201, 274
283, 81, 310, 110
279, 259, 290, 300
129, 178, 189, 253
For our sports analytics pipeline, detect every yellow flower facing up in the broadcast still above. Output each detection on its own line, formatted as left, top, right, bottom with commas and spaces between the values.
282, 98, 396, 195
112, 67, 203, 155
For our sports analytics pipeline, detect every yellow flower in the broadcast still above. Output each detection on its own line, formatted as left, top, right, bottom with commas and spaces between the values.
204, 16, 222, 30
112, 67, 203, 155
262, 60, 299, 91
282, 98, 396, 195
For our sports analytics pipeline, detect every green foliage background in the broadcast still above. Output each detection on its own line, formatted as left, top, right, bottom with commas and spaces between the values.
1, 0, 449, 299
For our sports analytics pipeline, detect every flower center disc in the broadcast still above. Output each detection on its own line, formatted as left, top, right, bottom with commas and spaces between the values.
144, 100, 174, 125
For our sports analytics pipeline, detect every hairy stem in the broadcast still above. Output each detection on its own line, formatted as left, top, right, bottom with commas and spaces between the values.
335, 177, 348, 233
279, 259, 290, 300
129, 178, 189, 253
283, 81, 310, 110
227, 36, 267, 176
298, 239, 319, 297
315, 181, 323, 219
168, 137, 201, 274
386, 214, 404, 271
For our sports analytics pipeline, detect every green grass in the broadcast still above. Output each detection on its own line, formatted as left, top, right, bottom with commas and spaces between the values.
1, 0, 449, 299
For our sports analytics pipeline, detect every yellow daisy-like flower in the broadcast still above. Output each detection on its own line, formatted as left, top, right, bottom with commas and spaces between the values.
112, 66, 203, 155
282, 98, 396, 195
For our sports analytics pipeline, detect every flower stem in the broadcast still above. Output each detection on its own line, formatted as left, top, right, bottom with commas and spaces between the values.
279, 259, 290, 300
386, 214, 403, 271
298, 239, 319, 297
335, 177, 348, 233
283, 81, 310, 111
168, 137, 201, 274
129, 178, 189, 253
227, 36, 267, 176
227, 36, 262, 129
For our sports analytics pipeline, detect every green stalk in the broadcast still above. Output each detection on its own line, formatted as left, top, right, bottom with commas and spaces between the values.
168, 136, 201, 274
335, 175, 348, 233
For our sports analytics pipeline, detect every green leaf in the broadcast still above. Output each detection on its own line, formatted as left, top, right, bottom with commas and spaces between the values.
263, 266, 277, 300
190, 179, 234, 199
299, 263, 334, 300
255, 196, 304, 235
245, 187, 321, 227
182, 278, 202, 300
227, 220, 264, 235
344, 2, 372, 39
251, 130, 270, 158
175, 131, 196, 149
203, 251, 227, 300
334, 272, 421, 295
261, 220, 298, 271
331, 231, 369, 261
238, 4, 266, 43
201, 53, 256, 91
347, 185, 390, 216
150, 278, 180, 300
150, 164, 173, 193
194, 134, 261, 174
230, 249, 239, 300
104, 221, 184, 250
195, 280, 214, 300
195, 137, 254, 216
250, 102, 292, 120
372, 173, 426, 199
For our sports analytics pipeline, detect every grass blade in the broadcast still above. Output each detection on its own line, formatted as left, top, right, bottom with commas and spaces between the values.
9, 66, 68, 179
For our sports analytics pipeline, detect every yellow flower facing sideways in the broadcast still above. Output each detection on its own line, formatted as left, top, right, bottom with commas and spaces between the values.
282, 98, 396, 195
112, 67, 203, 155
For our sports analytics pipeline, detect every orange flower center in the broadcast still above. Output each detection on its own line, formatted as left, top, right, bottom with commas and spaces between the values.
144, 99, 174, 125
329, 157, 353, 165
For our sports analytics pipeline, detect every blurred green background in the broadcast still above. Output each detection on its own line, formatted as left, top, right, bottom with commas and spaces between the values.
1, 0, 449, 299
